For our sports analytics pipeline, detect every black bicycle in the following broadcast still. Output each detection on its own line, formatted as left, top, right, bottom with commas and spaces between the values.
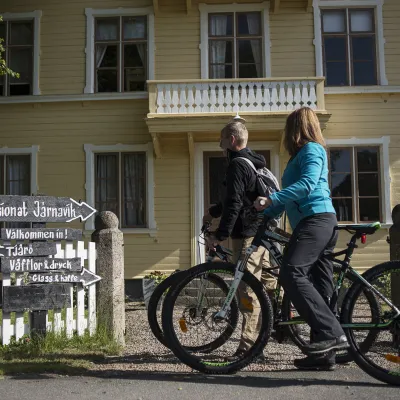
161, 215, 400, 385
147, 222, 239, 352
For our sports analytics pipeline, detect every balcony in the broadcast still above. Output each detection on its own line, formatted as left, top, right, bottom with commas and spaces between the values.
146, 77, 330, 135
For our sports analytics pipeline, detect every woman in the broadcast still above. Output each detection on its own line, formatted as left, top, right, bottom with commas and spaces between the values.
255, 107, 348, 371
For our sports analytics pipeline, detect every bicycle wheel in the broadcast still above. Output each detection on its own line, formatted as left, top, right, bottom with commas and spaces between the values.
280, 266, 377, 364
341, 261, 400, 386
161, 261, 273, 374
147, 269, 240, 353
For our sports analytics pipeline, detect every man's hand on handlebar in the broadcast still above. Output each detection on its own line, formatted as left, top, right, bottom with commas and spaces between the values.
254, 196, 272, 211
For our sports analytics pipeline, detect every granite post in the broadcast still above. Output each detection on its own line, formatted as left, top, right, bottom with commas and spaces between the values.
91, 211, 125, 346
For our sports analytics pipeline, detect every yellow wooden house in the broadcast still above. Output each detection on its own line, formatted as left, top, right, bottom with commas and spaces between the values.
0, 0, 399, 295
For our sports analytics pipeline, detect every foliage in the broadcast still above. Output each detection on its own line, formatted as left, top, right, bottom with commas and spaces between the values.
0, 16, 19, 78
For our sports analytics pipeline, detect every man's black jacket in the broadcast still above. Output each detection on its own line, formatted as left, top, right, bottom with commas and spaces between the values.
209, 147, 266, 241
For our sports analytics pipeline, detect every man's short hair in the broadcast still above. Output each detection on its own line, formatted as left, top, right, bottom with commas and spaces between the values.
221, 121, 248, 146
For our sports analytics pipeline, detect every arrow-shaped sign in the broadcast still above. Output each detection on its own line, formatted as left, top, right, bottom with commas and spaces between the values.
0, 242, 57, 257
1, 257, 82, 273
27, 268, 101, 287
0, 228, 82, 241
0, 195, 96, 223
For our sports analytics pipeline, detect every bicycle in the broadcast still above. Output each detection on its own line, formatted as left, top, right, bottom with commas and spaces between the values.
147, 222, 239, 352
161, 214, 400, 385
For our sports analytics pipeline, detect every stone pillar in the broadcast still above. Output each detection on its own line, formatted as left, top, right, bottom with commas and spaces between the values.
388, 205, 400, 308
91, 211, 125, 346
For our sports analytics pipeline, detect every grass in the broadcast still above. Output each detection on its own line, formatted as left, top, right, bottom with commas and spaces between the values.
0, 326, 122, 376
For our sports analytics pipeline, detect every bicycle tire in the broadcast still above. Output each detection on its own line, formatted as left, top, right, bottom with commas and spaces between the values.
281, 279, 380, 364
161, 261, 273, 374
341, 261, 400, 386
281, 266, 357, 364
147, 269, 240, 353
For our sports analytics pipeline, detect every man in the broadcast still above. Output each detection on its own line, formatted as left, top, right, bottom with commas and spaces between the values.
204, 120, 276, 360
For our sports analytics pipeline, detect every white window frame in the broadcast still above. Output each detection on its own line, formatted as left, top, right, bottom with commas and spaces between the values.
313, 0, 388, 90
0, 145, 39, 194
199, 1, 271, 79
84, 143, 156, 234
84, 7, 155, 94
325, 136, 391, 225
0, 11, 42, 96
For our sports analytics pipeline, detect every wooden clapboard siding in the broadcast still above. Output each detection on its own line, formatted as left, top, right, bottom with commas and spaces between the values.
0, 100, 191, 279
383, 0, 400, 85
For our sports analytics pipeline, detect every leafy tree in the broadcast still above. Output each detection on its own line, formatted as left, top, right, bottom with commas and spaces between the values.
0, 16, 19, 78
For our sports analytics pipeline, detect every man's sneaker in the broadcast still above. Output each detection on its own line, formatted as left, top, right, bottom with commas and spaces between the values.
294, 352, 335, 371
302, 335, 349, 355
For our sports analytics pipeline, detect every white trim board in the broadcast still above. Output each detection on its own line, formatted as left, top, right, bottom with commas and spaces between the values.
194, 140, 280, 264
199, 2, 271, 79
0, 11, 42, 95
0, 92, 148, 104
0, 145, 39, 194
84, 143, 156, 234
313, 0, 388, 87
84, 7, 155, 94
325, 136, 391, 225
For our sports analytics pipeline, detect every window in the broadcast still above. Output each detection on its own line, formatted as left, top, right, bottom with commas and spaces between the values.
0, 154, 31, 228
208, 12, 263, 79
84, 143, 156, 233
0, 20, 33, 96
0, 11, 41, 96
95, 16, 147, 92
199, 3, 270, 79
328, 146, 381, 223
95, 152, 146, 228
322, 8, 377, 86
85, 8, 155, 94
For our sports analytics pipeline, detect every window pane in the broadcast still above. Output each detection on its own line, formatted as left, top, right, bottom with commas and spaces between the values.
210, 14, 233, 36
0, 76, 5, 96
10, 21, 33, 45
324, 37, 347, 61
322, 10, 346, 33
350, 10, 373, 32
359, 198, 380, 222
331, 173, 352, 197
96, 44, 118, 68
124, 44, 145, 67
95, 154, 118, 215
333, 198, 353, 222
0, 23, 6, 42
124, 68, 145, 91
352, 36, 375, 61
123, 16, 146, 39
239, 64, 260, 78
210, 64, 232, 79
209, 157, 228, 205
357, 147, 378, 172
96, 18, 119, 41
330, 149, 351, 172
358, 173, 379, 196
210, 40, 232, 64
238, 39, 261, 64
97, 70, 118, 92
6, 155, 30, 195
326, 62, 348, 86
237, 12, 261, 36
9, 48, 32, 83
353, 61, 376, 85
122, 153, 146, 227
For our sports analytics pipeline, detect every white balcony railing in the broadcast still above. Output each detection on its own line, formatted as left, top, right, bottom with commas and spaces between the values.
148, 78, 325, 115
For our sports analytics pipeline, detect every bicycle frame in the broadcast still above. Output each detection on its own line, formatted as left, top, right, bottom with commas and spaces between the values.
213, 218, 400, 327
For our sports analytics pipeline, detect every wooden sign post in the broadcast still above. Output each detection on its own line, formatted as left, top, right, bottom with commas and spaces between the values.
0, 195, 99, 336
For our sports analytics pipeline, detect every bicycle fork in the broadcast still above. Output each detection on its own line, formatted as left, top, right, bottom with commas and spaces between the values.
211, 245, 257, 321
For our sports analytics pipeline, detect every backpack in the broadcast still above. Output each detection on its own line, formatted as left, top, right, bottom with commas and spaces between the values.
237, 157, 281, 226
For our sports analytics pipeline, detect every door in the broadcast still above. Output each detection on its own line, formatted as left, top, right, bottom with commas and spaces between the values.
203, 150, 271, 252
